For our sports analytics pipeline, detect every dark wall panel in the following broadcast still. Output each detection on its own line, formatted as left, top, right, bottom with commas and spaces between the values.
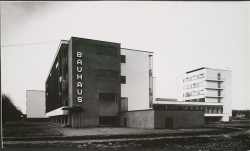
69, 37, 121, 127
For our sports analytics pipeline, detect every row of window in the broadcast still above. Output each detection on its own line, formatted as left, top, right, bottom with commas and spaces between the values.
184, 90, 205, 97
99, 70, 117, 80
205, 106, 223, 114
97, 47, 117, 57
99, 93, 117, 102
185, 98, 205, 102
183, 82, 205, 90
183, 73, 205, 82
153, 105, 223, 114
97, 47, 126, 63
98, 70, 126, 84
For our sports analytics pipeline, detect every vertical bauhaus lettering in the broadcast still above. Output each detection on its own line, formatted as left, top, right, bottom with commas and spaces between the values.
77, 74, 82, 80
76, 52, 83, 102
77, 67, 82, 72
77, 52, 82, 57
77, 97, 82, 102
77, 82, 82, 87
77, 59, 82, 65
77, 89, 82, 95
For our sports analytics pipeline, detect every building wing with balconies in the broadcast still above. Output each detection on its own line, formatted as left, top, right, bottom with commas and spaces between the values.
180, 67, 231, 121
154, 67, 232, 122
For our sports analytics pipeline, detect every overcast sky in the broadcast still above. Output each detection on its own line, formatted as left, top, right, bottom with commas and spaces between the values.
1, 2, 249, 114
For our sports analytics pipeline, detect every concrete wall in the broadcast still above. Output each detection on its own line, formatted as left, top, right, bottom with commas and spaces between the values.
26, 90, 47, 118
121, 49, 153, 111
119, 110, 154, 129
119, 110, 204, 129
154, 110, 204, 129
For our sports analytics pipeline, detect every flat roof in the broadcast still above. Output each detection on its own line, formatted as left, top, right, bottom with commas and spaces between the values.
26, 90, 45, 92
186, 67, 207, 74
153, 101, 223, 106
70, 36, 120, 45
121, 48, 154, 54
186, 67, 231, 74
156, 98, 177, 101
119, 109, 153, 113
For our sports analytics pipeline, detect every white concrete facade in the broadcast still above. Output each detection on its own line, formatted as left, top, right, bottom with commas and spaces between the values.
121, 48, 154, 111
26, 90, 48, 118
177, 67, 232, 121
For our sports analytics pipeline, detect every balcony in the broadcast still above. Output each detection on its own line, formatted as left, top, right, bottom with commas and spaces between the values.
205, 77, 225, 82
205, 93, 224, 98
205, 85, 225, 90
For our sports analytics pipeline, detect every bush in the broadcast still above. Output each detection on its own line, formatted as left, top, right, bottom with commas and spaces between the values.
2, 94, 23, 123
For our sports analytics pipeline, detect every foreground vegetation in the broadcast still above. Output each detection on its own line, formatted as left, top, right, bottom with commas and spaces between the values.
2, 94, 23, 123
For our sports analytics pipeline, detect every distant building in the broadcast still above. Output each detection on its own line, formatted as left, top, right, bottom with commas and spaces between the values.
153, 67, 232, 122
26, 90, 48, 122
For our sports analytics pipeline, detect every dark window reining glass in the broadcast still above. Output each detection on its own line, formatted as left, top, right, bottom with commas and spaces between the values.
121, 76, 126, 84
99, 70, 117, 80
121, 55, 126, 63
98, 47, 117, 57
99, 93, 117, 102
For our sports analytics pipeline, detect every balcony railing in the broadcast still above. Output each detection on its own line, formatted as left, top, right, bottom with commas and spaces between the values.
205, 94, 224, 98
206, 77, 225, 81
205, 85, 225, 89
184, 93, 205, 97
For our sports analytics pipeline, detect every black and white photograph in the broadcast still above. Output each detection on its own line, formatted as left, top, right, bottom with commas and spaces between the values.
1, 1, 250, 150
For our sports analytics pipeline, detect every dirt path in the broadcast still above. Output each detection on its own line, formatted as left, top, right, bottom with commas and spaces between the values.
3, 121, 250, 150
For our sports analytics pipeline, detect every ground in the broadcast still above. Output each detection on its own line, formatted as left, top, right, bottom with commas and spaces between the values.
3, 120, 250, 150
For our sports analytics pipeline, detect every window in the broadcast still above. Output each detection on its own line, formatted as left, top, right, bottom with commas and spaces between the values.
192, 75, 197, 80
98, 47, 117, 57
121, 55, 126, 63
199, 73, 205, 79
99, 70, 117, 80
99, 93, 117, 102
56, 62, 59, 69
200, 90, 204, 95
121, 76, 126, 84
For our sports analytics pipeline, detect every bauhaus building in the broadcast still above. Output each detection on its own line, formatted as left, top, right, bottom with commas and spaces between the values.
45, 37, 204, 128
